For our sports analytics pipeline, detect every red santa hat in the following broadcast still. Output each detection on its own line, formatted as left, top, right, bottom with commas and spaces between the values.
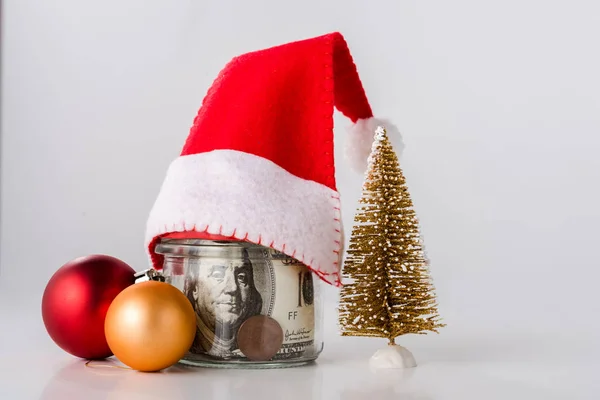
145, 32, 401, 287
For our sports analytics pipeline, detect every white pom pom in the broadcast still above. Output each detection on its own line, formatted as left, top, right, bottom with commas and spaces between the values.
345, 117, 404, 173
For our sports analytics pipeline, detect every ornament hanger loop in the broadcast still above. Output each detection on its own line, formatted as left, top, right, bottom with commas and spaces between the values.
134, 269, 165, 284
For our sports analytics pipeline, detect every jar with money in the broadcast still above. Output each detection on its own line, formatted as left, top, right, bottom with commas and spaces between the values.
154, 238, 324, 368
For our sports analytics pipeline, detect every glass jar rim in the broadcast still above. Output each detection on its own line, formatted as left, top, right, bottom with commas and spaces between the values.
155, 238, 277, 260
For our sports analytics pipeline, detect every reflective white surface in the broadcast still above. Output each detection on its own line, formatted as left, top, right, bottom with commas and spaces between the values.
1, 309, 598, 400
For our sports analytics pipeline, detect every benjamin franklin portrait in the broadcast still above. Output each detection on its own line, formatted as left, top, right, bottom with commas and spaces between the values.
184, 248, 263, 358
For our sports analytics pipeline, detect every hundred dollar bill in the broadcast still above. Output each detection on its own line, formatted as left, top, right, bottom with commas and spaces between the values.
164, 243, 317, 362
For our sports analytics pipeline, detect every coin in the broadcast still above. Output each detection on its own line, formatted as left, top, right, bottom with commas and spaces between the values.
237, 315, 284, 361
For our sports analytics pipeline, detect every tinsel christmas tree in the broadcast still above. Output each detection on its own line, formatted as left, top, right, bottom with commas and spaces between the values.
338, 126, 444, 367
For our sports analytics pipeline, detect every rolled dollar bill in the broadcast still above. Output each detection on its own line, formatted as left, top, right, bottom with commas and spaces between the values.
162, 242, 318, 363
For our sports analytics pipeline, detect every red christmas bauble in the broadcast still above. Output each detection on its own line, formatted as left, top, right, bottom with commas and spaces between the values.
41, 254, 136, 359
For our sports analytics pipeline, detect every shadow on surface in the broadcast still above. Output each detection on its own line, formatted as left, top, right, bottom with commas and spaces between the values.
38, 357, 324, 400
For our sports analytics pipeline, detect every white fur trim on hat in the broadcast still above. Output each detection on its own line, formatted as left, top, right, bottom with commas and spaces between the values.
145, 149, 343, 286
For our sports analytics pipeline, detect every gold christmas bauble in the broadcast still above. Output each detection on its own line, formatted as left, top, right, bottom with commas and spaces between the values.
104, 280, 196, 372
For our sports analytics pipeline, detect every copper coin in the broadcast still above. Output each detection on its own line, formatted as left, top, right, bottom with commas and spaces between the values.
237, 315, 284, 361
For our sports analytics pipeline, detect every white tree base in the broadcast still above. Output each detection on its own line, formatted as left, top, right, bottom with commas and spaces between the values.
369, 345, 417, 369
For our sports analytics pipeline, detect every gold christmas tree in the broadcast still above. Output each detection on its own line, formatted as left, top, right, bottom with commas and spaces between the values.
338, 126, 444, 345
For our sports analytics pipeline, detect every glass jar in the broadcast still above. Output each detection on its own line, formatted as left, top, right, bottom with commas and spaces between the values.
154, 238, 324, 369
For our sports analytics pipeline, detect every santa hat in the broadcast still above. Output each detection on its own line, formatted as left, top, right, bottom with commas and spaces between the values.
145, 32, 400, 287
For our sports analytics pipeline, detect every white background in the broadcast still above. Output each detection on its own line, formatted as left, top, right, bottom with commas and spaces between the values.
2, 1, 600, 399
